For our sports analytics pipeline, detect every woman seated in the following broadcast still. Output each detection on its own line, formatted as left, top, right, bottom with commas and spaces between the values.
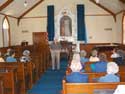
90, 53, 107, 72
98, 62, 120, 82
6, 50, 17, 62
20, 50, 31, 63
80, 50, 89, 65
66, 53, 88, 83
89, 49, 99, 62
0, 52, 5, 62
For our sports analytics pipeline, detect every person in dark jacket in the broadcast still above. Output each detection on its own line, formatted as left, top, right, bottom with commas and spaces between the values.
91, 53, 107, 72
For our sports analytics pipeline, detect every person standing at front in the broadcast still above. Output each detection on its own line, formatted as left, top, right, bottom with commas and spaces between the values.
50, 38, 61, 70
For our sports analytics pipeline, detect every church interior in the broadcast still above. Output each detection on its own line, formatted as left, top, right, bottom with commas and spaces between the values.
0, 0, 125, 94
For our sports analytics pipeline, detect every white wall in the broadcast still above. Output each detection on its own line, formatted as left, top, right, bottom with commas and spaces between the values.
0, 15, 4, 47
86, 15, 116, 43
18, 0, 117, 44
0, 0, 123, 46
115, 12, 123, 43
8, 17, 19, 46
0, 15, 18, 47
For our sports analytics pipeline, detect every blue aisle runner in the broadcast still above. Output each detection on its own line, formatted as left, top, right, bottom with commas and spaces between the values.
28, 58, 67, 94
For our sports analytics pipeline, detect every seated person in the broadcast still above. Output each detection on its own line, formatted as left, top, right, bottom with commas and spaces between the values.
111, 48, 120, 58
90, 53, 107, 72
80, 50, 89, 65
0, 52, 5, 62
115, 49, 125, 65
6, 50, 17, 62
111, 48, 125, 65
66, 54, 88, 83
89, 49, 99, 62
72, 52, 80, 61
98, 62, 120, 82
4, 48, 12, 60
20, 50, 31, 63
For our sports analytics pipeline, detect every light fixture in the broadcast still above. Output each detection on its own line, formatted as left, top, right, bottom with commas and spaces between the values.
24, 0, 28, 7
95, 0, 100, 4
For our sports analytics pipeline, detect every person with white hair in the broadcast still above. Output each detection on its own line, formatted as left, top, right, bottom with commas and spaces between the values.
20, 50, 31, 63
66, 53, 88, 83
50, 38, 62, 70
72, 52, 80, 61
89, 49, 99, 62
98, 62, 120, 82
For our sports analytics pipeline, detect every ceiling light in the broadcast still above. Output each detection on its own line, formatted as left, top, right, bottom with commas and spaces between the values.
24, 0, 28, 7
95, 0, 100, 3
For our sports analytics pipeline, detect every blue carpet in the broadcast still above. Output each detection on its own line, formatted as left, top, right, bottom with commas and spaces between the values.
27, 58, 67, 94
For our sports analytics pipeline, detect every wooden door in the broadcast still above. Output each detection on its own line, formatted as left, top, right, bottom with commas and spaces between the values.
33, 32, 48, 45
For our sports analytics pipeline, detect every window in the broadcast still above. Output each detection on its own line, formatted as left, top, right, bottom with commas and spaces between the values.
2, 16, 10, 47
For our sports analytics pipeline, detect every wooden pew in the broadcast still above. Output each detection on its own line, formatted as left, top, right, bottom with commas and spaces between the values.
0, 77, 4, 94
24, 62, 33, 89
83, 72, 125, 82
0, 63, 25, 94
31, 55, 43, 82
62, 79, 125, 94
66, 71, 125, 83
0, 70, 16, 94
0, 62, 35, 93
84, 62, 125, 72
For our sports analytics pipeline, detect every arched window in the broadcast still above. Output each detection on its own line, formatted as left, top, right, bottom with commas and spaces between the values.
2, 16, 10, 47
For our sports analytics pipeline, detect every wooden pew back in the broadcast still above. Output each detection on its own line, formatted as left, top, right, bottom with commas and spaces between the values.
0, 71, 16, 94
0, 62, 25, 94
62, 79, 125, 94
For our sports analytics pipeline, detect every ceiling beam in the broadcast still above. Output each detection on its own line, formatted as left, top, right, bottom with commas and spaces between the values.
18, 0, 44, 19
119, 0, 125, 3
18, 0, 44, 25
0, 0, 14, 11
0, 12, 17, 19
89, 0, 116, 22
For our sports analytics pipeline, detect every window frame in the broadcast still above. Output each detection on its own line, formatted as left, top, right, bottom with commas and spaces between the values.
2, 16, 11, 47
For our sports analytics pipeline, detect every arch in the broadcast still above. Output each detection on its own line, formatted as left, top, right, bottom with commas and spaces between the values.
2, 16, 11, 47
60, 15, 72, 36
55, 8, 77, 43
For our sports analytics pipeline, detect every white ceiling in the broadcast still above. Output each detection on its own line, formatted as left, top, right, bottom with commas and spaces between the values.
0, 0, 7, 6
0, 0, 40, 17
0, 0, 124, 18
98, 0, 125, 14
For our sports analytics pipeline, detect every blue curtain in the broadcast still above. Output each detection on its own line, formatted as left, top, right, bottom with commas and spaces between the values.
77, 4, 87, 42
47, 5, 54, 41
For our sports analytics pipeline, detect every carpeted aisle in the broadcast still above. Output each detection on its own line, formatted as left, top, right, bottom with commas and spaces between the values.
28, 58, 68, 94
